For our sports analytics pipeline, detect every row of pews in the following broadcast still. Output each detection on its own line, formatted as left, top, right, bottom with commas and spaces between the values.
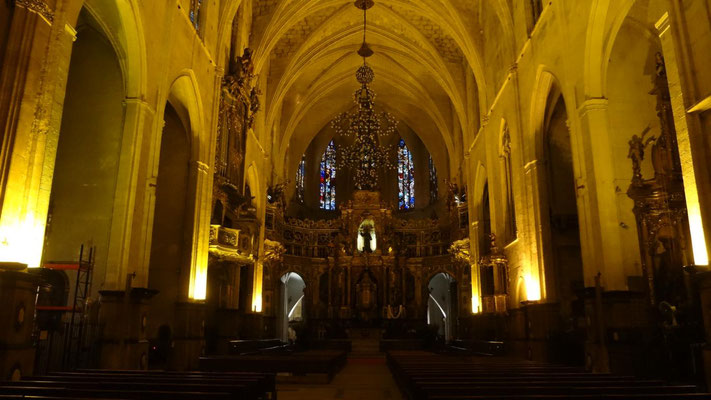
387, 350, 711, 400
200, 349, 348, 382
0, 369, 276, 399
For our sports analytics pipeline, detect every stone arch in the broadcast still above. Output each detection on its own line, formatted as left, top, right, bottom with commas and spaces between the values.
426, 271, 457, 341
583, 0, 637, 99
163, 72, 206, 164
42, 6, 128, 294
80, 0, 148, 99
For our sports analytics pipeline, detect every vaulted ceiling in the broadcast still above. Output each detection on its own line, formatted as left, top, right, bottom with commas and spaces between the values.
244, 0, 515, 179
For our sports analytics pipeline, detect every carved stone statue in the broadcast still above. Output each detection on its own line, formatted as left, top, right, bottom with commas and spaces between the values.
247, 86, 262, 129
628, 126, 655, 184
234, 47, 254, 86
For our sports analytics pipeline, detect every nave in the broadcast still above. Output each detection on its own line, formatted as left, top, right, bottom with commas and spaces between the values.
4, 0, 711, 397
4, 342, 711, 399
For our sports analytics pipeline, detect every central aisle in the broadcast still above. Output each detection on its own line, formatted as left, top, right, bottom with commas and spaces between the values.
277, 357, 402, 400
278, 329, 402, 399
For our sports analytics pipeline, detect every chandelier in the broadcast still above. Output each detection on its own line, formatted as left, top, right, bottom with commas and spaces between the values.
331, 0, 398, 190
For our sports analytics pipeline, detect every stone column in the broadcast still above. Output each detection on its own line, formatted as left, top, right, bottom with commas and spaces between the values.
187, 161, 213, 300
0, 0, 55, 268
105, 99, 155, 290
522, 159, 552, 300
0, 264, 38, 380
576, 99, 628, 290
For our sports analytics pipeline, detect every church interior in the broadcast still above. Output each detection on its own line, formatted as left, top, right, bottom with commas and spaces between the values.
3, 0, 711, 398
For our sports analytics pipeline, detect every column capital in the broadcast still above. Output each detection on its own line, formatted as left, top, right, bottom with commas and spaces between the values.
655, 12, 670, 35
524, 159, 541, 173
577, 97, 609, 117
15, 0, 54, 23
195, 160, 210, 174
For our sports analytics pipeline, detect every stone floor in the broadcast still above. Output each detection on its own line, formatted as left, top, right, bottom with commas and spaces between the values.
277, 357, 403, 400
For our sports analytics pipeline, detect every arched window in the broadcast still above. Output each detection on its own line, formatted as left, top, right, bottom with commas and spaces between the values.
296, 155, 305, 203
320, 140, 336, 210
189, 0, 203, 32
398, 139, 415, 210
429, 155, 438, 204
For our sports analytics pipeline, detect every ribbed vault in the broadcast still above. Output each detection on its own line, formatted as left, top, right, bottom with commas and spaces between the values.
225, 0, 515, 181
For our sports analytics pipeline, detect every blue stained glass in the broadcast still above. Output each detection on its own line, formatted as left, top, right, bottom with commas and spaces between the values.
296, 155, 306, 203
320, 140, 337, 210
398, 139, 415, 210
190, 0, 202, 30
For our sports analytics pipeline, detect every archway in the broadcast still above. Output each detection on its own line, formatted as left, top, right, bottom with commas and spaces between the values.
146, 101, 192, 360
427, 272, 457, 342
42, 9, 125, 299
278, 272, 306, 342
543, 90, 584, 318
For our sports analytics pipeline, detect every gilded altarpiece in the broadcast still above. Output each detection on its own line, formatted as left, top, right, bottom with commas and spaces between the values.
263, 190, 472, 333
627, 54, 693, 307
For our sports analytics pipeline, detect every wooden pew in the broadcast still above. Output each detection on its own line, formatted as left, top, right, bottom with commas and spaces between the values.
200, 349, 347, 383
387, 351, 711, 400
0, 369, 276, 400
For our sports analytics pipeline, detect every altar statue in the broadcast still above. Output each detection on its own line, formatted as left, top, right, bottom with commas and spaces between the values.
357, 219, 376, 253
360, 225, 373, 253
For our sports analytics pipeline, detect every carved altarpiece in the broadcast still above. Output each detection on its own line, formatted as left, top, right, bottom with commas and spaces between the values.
627, 54, 692, 307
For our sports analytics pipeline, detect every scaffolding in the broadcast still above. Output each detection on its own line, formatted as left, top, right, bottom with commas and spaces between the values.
39, 244, 94, 370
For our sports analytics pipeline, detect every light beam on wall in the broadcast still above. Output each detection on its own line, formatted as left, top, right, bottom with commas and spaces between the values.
524, 273, 541, 301
470, 264, 481, 314
252, 261, 263, 312
0, 215, 43, 269
190, 264, 208, 300
686, 196, 709, 266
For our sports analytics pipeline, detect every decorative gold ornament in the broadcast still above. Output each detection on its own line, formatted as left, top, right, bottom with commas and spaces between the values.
15, 0, 54, 23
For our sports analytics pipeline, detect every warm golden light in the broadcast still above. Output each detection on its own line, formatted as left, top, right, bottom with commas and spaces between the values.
687, 205, 709, 266
470, 264, 481, 314
524, 273, 541, 301
251, 262, 263, 312
189, 258, 208, 300
0, 216, 44, 269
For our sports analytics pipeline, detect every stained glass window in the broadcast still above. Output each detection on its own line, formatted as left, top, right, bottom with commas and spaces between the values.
296, 155, 305, 203
319, 140, 336, 210
398, 139, 415, 210
429, 155, 438, 204
190, 0, 202, 31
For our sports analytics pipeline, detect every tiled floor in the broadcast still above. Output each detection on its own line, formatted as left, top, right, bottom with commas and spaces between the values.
277, 357, 403, 400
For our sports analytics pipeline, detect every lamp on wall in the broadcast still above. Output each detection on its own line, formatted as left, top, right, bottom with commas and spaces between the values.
331, 0, 398, 190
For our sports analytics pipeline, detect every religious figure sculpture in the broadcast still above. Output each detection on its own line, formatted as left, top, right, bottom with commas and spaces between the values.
360, 224, 374, 253
247, 86, 261, 129
628, 126, 655, 184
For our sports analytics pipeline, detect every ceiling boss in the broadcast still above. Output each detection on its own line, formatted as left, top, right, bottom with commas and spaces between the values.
331, 0, 399, 191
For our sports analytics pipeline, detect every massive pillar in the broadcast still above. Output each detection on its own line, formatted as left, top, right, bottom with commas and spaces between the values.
0, 0, 56, 268
576, 99, 628, 291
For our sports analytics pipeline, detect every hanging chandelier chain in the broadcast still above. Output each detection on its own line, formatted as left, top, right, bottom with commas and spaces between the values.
330, 0, 398, 190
